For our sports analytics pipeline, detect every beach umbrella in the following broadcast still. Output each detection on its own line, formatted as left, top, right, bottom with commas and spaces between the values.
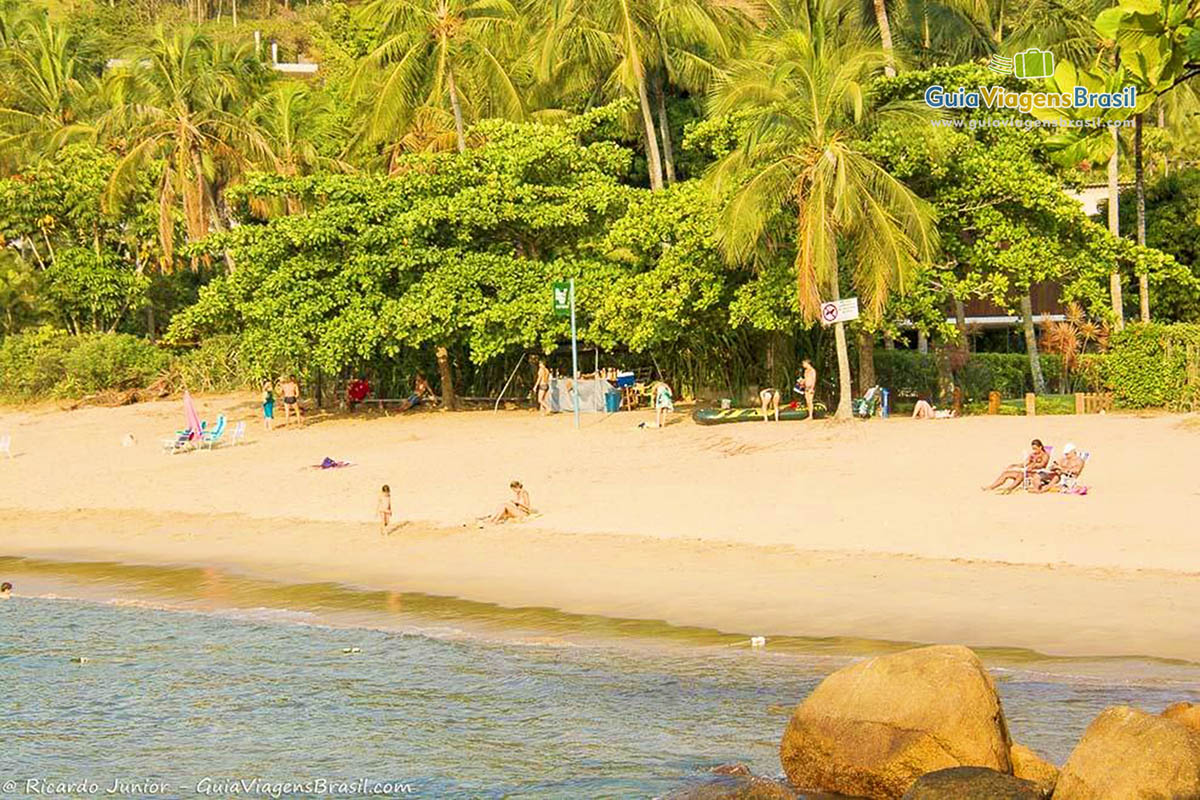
183, 391, 203, 440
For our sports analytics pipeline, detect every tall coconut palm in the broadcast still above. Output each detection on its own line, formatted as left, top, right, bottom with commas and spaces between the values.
248, 82, 350, 214
353, 0, 525, 155
532, 0, 760, 189
98, 27, 269, 269
709, 28, 936, 418
0, 16, 91, 169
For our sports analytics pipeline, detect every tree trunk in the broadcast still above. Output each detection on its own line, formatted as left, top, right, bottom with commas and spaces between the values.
1020, 292, 1046, 395
1135, 113, 1149, 322
872, 0, 896, 77
635, 73, 664, 190
953, 297, 967, 348
655, 83, 676, 184
446, 69, 467, 154
857, 327, 876, 395
436, 345, 457, 410
1107, 128, 1124, 330
827, 272, 853, 419
232, 0, 238, 26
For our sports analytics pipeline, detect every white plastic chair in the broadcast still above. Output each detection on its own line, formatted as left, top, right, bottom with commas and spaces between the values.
0, 434, 11, 459
228, 421, 247, 446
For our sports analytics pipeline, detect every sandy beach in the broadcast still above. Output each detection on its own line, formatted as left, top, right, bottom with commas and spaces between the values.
2, 395, 1198, 660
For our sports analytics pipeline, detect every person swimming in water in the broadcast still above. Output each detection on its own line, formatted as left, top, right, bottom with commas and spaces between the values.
0, 582, 12, 599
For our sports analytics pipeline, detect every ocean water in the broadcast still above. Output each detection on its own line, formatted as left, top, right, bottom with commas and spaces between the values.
2, 557, 1198, 799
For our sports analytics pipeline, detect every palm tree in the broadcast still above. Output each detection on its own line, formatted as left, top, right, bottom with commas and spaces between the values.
0, 16, 91, 169
98, 27, 269, 268
353, 0, 525, 155
248, 82, 350, 214
708, 26, 936, 418
532, 0, 760, 189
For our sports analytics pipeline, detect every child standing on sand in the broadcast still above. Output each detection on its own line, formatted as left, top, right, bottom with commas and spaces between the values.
378, 485, 392, 535
262, 381, 275, 431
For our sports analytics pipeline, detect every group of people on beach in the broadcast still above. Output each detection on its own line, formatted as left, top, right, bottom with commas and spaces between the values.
377, 480, 530, 535
982, 438, 1087, 494
758, 360, 818, 422
261, 376, 302, 431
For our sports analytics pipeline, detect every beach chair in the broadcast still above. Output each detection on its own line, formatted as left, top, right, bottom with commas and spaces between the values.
1058, 451, 1090, 492
198, 415, 227, 450
0, 434, 11, 459
852, 386, 882, 418
228, 420, 246, 447
162, 429, 195, 454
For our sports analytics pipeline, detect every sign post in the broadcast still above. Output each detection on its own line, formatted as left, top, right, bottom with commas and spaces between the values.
819, 297, 860, 326
552, 280, 580, 429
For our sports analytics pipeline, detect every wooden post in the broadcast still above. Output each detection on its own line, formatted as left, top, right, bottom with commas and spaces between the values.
988, 391, 1001, 415
1025, 392, 1036, 416
1074, 392, 1085, 415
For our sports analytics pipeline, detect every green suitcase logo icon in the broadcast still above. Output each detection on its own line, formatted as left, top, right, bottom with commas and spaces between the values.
1013, 48, 1054, 79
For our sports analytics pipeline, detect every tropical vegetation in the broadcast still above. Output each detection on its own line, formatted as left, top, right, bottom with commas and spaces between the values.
3, 0, 1200, 410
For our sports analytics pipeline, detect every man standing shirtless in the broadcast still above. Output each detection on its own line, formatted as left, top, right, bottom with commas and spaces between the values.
280, 375, 303, 428
798, 359, 817, 420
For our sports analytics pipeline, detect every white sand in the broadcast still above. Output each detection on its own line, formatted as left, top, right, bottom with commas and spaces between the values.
2, 396, 1198, 659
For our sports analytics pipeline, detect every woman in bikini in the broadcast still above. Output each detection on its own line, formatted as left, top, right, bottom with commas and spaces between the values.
982, 439, 1049, 491
490, 481, 531, 523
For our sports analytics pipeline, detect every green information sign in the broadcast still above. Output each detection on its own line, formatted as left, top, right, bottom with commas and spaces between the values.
552, 281, 571, 317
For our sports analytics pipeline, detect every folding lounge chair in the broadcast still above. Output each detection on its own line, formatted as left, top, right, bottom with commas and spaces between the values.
853, 387, 882, 418
199, 415, 227, 450
1058, 451, 1090, 492
162, 430, 195, 454
228, 420, 246, 446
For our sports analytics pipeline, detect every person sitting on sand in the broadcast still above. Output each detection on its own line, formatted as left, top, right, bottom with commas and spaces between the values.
490, 480, 531, 523
378, 485, 392, 535
982, 439, 1050, 492
759, 387, 781, 422
0, 582, 11, 599
1032, 443, 1086, 493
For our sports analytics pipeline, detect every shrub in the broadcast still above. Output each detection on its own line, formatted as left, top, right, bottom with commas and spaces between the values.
1103, 323, 1200, 409
874, 349, 1065, 399
165, 334, 257, 394
0, 328, 167, 400
0, 327, 77, 399
60, 334, 169, 396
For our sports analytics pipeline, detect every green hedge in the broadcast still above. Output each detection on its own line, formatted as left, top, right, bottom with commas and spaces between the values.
1103, 323, 1200, 409
873, 350, 1066, 400
0, 328, 168, 401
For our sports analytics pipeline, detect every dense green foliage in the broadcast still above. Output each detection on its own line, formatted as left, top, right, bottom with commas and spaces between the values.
1101, 323, 1200, 409
2, 0, 1200, 406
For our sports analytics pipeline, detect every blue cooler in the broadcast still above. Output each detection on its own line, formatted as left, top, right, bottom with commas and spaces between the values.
616, 371, 635, 388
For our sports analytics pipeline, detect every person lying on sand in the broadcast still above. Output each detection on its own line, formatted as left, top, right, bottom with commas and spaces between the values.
982, 439, 1049, 491
1031, 443, 1086, 493
490, 480, 531, 523
912, 398, 934, 419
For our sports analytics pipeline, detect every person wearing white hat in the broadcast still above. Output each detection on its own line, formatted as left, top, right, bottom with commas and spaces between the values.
1033, 443, 1085, 493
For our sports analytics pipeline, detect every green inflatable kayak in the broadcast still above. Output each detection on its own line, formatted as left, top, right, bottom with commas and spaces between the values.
692, 404, 827, 425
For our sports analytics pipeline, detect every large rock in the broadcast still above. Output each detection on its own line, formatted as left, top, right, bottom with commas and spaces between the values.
1052, 706, 1200, 799
780, 645, 1013, 799
1010, 743, 1058, 798
901, 767, 1041, 799
663, 775, 799, 800
1162, 701, 1200, 734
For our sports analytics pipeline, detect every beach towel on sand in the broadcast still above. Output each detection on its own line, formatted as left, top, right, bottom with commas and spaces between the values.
313, 457, 353, 469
